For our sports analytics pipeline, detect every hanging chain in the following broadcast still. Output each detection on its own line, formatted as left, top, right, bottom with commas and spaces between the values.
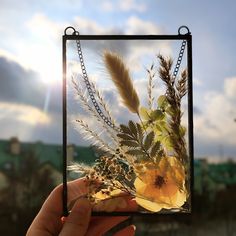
74, 32, 117, 130
172, 40, 187, 79
74, 29, 186, 131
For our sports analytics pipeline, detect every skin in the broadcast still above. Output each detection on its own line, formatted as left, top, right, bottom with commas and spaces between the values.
26, 179, 136, 236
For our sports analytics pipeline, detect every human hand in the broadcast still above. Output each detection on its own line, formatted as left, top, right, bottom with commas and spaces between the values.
26, 179, 136, 236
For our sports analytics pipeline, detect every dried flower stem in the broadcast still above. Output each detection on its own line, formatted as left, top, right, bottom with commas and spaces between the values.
76, 119, 115, 153
146, 63, 155, 110
67, 163, 93, 173
176, 69, 187, 99
72, 77, 120, 146
73, 79, 133, 164
157, 55, 187, 164
90, 81, 117, 127
104, 51, 140, 114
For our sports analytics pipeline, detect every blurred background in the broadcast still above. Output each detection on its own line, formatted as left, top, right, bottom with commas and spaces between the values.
0, 0, 236, 235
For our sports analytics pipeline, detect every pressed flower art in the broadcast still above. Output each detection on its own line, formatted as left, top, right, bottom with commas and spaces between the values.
66, 37, 192, 214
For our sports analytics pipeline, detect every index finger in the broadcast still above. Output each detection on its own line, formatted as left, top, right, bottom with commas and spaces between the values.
27, 178, 88, 235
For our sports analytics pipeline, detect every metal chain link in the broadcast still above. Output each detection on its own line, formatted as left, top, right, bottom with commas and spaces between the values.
173, 40, 187, 79
74, 32, 116, 130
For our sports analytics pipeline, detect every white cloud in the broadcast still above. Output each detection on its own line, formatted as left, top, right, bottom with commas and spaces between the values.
125, 16, 161, 35
0, 49, 21, 66
123, 17, 172, 67
119, 0, 147, 12
193, 77, 203, 87
73, 16, 106, 34
101, 0, 147, 13
0, 102, 51, 125
101, 1, 114, 12
194, 77, 236, 147
26, 13, 64, 42
224, 77, 236, 99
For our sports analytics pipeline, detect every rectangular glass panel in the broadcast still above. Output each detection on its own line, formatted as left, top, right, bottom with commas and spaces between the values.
64, 36, 192, 215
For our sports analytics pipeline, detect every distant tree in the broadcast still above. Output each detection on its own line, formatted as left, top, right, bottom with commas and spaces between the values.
19, 150, 55, 209
0, 150, 56, 235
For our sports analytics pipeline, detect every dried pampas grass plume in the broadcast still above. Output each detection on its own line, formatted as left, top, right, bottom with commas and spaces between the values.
104, 51, 140, 114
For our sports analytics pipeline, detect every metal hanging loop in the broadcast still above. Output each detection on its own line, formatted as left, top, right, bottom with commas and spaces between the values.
64, 26, 76, 35
178, 26, 190, 35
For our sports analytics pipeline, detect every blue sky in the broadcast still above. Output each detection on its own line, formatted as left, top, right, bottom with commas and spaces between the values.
0, 0, 236, 161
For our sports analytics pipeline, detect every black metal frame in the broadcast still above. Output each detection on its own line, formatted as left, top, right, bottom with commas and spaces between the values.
62, 26, 193, 217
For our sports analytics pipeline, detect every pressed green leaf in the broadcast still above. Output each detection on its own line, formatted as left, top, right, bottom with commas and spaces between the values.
144, 131, 154, 150
159, 121, 170, 133
128, 120, 138, 137
138, 155, 150, 161
166, 106, 175, 116
126, 149, 144, 156
117, 133, 134, 140
179, 126, 186, 137
162, 136, 173, 151
139, 106, 150, 120
120, 124, 132, 135
150, 109, 165, 120
154, 154, 163, 164
136, 123, 143, 142
156, 135, 163, 142
158, 149, 164, 157
150, 141, 161, 157
154, 124, 162, 133
120, 140, 139, 147
157, 95, 169, 109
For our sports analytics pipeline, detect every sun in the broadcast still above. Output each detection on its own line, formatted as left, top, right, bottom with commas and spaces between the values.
33, 48, 62, 85
16, 39, 62, 85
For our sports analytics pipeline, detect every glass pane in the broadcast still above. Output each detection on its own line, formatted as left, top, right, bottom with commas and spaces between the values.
65, 37, 191, 215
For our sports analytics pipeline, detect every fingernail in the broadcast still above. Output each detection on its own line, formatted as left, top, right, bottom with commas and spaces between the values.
61, 216, 67, 224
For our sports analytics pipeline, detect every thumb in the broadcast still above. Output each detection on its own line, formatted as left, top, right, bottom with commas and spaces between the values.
59, 198, 91, 236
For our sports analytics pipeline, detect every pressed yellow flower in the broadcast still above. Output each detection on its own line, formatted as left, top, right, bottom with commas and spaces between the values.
134, 156, 187, 212
93, 196, 127, 212
93, 189, 138, 212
